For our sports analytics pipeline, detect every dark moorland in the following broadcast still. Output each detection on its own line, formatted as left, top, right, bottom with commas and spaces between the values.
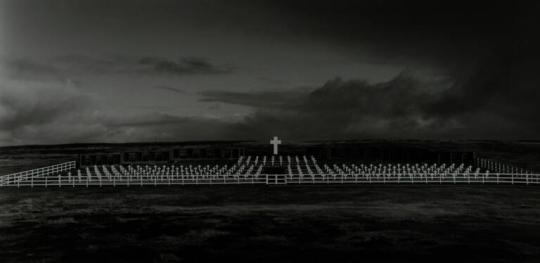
1, 185, 540, 263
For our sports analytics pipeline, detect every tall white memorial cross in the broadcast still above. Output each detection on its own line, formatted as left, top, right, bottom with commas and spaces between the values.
270, 136, 282, 155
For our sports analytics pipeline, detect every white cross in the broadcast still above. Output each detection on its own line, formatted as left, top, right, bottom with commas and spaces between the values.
270, 136, 282, 155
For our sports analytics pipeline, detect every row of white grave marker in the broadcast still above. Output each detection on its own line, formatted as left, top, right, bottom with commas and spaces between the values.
238, 155, 317, 166
1, 157, 538, 187
475, 157, 533, 174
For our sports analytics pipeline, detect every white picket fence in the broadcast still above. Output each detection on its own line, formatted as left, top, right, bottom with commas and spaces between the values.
0, 161, 76, 187
1, 170, 539, 187
278, 172, 540, 185
1, 160, 539, 188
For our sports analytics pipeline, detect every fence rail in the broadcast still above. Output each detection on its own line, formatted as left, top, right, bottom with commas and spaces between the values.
2, 171, 540, 188
0, 161, 76, 187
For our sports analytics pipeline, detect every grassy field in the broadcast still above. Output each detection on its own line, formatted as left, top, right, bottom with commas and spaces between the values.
1, 185, 540, 262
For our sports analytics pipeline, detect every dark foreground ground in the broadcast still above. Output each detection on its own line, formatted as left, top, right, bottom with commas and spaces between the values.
1, 185, 540, 263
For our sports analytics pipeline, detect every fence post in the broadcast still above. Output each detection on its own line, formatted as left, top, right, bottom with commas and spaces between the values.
512, 173, 514, 185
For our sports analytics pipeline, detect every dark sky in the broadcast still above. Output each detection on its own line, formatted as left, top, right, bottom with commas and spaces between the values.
0, 0, 539, 145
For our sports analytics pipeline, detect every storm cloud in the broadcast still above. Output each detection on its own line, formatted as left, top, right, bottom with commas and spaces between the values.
138, 57, 232, 75
0, 0, 539, 145
0, 81, 97, 145
1, 55, 232, 80
201, 64, 540, 140
0, 81, 235, 145
58, 55, 231, 76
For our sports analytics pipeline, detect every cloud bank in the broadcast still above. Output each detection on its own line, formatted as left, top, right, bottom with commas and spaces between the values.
200, 54, 540, 141
1, 55, 232, 81
3, 57, 537, 146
